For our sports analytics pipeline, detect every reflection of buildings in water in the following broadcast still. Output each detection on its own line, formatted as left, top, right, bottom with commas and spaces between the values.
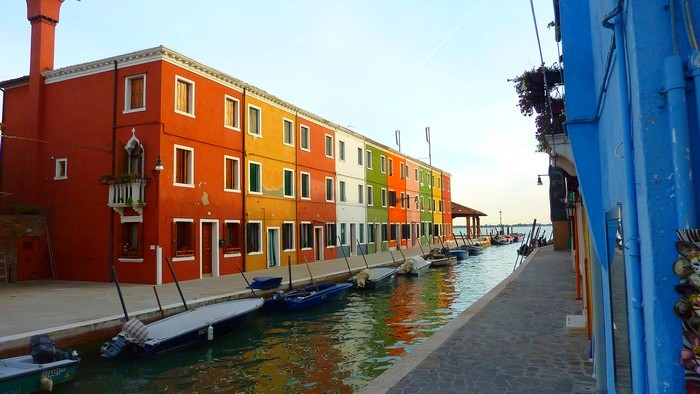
384, 276, 430, 357
433, 268, 458, 311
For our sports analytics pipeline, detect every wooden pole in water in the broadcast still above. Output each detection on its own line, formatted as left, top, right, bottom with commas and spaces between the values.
338, 236, 353, 273
111, 264, 129, 321
303, 256, 317, 289
165, 257, 189, 311
356, 239, 370, 269
288, 255, 293, 291
233, 261, 257, 298
152, 286, 165, 318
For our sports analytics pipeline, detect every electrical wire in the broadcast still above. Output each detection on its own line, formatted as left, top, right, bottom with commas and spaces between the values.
683, 0, 699, 51
0, 133, 112, 153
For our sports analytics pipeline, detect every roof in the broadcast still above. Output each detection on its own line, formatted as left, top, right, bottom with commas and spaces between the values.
451, 202, 487, 218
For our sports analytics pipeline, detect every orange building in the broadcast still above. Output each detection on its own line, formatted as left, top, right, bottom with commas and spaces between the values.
387, 152, 407, 249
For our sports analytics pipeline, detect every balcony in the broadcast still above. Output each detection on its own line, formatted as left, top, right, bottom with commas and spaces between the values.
105, 179, 148, 221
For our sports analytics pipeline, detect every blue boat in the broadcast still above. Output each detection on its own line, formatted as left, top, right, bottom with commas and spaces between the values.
460, 244, 483, 256
248, 276, 283, 290
347, 267, 397, 289
265, 283, 353, 312
100, 298, 264, 358
448, 248, 469, 261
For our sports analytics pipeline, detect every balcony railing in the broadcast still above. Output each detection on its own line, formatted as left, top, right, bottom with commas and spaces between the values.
107, 179, 147, 209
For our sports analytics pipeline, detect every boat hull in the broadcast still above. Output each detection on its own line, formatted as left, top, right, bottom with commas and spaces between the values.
249, 276, 283, 290
267, 283, 353, 312
448, 249, 468, 261
0, 356, 79, 394
348, 267, 397, 289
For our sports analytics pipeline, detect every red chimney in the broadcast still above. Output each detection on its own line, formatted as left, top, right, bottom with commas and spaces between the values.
26, 0, 64, 76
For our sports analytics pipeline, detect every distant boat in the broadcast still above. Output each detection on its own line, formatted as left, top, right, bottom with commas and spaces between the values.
448, 248, 469, 261
491, 235, 513, 245
459, 244, 483, 256
348, 267, 397, 289
265, 283, 353, 312
509, 233, 526, 243
396, 256, 432, 275
424, 248, 457, 266
1, 336, 80, 394
100, 298, 264, 358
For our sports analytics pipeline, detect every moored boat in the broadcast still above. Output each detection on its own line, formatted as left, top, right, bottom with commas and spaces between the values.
396, 256, 432, 275
460, 244, 483, 256
248, 276, 283, 290
448, 248, 469, 261
0, 336, 80, 394
347, 267, 397, 289
424, 248, 458, 267
491, 235, 513, 245
100, 298, 264, 358
265, 283, 353, 312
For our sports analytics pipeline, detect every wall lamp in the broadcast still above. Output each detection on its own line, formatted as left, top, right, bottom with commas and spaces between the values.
536, 173, 549, 186
155, 155, 164, 171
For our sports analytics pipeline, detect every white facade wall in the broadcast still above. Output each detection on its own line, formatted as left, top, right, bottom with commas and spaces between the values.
335, 129, 367, 255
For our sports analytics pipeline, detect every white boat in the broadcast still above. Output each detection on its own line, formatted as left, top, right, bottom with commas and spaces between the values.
396, 256, 432, 275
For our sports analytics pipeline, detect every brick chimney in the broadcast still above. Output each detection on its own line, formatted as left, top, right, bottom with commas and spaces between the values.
27, 0, 64, 77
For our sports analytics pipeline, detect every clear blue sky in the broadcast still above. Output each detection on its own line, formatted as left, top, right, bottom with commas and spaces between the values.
0, 0, 559, 225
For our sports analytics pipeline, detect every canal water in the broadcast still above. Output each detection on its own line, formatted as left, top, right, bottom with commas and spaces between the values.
60, 231, 538, 393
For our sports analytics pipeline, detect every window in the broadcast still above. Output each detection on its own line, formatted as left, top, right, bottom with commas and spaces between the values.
400, 192, 405, 208
300, 125, 310, 150
439, 200, 443, 212
367, 150, 373, 169
400, 163, 405, 179
225, 96, 240, 129
300, 172, 311, 199
249, 161, 262, 194
381, 223, 388, 243
248, 105, 261, 136
405, 164, 410, 180
283, 168, 294, 197
421, 196, 424, 211
380, 156, 386, 173
381, 188, 387, 207
120, 222, 142, 259
390, 224, 397, 241
173, 219, 195, 258
224, 156, 240, 191
415, 196, 419, 210
326, 177, 334, 202
420, 170, 424, 185
224, 221, 241, 254
283, 222, 295, 251
388, 158, 393, 176
247, 221, 262, 254
125, 75, 145, 112
339, 180, 346, 202
175, 76, 194, 116
415, 168, 419, 182
338, 140, 345, 161
438, 177, 443, 189
54, 158, 67, 180
325, 134, 334, 158
367, 185, 374, 206
300, 223, 313, 249
340, 223, 347, 245
389, 190, 397, 207
283, 118, 294, 146
358, 184, 364, 204
326, 223, 337, 246
357, 147, 363, 165
431, 175, 435, 188
174, 145, 194, 186
368, 223, 376, 243
359, 223, 365, 243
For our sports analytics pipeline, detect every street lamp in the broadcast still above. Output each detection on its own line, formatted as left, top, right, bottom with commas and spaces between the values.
536, 173, 549, 186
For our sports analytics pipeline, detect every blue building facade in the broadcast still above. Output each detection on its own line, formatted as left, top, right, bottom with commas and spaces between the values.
556, 0, 700, 392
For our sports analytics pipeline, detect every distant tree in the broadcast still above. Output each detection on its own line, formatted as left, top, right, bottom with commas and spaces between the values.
509, 64, 565, 153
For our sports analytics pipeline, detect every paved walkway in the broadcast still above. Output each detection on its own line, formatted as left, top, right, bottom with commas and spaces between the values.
363, 246, 596, 394
0, 244, 597, 393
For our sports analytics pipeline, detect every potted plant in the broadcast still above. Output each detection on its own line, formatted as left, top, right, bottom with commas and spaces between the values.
99, 174, 117, 185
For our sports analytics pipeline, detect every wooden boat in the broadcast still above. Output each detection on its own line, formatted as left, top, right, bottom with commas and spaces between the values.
396, 256, 432, 275
347, 267, 397, 289
265, 283, 353, 312
100, 298, 264, 358
491, 235, 513, 245
248, 276, 283, 290
1, 337, 80, 394
424, 248, 457, 267
460, 244, 483, 256
509, 233, 526, 242
447, 248, 469, 261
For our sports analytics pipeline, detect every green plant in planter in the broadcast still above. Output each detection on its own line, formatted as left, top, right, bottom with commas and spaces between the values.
119, 173, 139, 183
124, 197, 133, 206
99, 174, 117, 184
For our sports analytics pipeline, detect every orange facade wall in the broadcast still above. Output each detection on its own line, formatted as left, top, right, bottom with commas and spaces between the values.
387, 152, 407, 248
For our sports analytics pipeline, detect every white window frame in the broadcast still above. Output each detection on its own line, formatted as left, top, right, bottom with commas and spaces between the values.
400, 163, 405, 179
339, 180, 346, 202
283, 168, 295, 198
224, 155, 241, 192
367, 150, 373, 169
54, 158, 67, 180
124, 74, 146, 113
248, 161, 262, 195
282, 221, 296, 252
224, 95, 240, 131
300, 172, 311, 200
415, 168, 419, 183
248, 104, 262, 137
325, 176, 335, 202
174, 144, 194, 187
358, 184, 364, 204
300, 125, 310, 151
381, 188, 387, 207
247, 220, 263, 255
357, 147, 363, 166
380, 155, 386, 174
367, 185, 374, 206
174, 75, 195, 117
223, 219, 242, 257
282, 118, 294, 147
300, 221, 313, 250
388, 158, 393, 176
338, 140, 345, 161
172, 218, 196, 262
325, 134, 334, 158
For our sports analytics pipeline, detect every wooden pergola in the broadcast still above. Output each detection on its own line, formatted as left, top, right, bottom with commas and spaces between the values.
451, 202, 487, 238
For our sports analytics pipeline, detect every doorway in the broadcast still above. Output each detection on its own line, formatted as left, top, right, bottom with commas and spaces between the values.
350, 224, 356, 255
314, 227, 323, 261
202, 223, 213, 276
267, 228, 280, 267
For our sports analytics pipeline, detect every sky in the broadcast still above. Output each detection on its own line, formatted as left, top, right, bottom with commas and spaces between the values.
0, 0, 560, 226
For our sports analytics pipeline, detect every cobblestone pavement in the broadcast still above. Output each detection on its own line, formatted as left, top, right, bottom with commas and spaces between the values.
364, 246, 597, 394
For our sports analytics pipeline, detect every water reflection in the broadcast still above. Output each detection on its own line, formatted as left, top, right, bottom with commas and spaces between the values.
65, 242, 523, 393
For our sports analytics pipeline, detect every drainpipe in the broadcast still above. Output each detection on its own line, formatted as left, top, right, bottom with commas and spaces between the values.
612, 10, 646, 393
109, 60, 117, 280
679, 52, 700, 228
0, 86, 5, 187
241, 87, 246, 272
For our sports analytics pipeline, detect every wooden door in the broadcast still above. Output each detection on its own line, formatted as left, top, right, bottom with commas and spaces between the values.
202, 223, 212, 275
18, 236, 40, 280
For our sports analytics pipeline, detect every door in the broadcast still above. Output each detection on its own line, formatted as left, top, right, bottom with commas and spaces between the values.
202, 223, 213, 275
18, 236, 40, 280
267, 228, 279, 267
314, 227, 323, 260
350, 224, 356, 255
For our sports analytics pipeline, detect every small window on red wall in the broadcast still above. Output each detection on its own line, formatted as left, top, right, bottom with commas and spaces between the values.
120, 223, 143, 259
173, 221, 194, 257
